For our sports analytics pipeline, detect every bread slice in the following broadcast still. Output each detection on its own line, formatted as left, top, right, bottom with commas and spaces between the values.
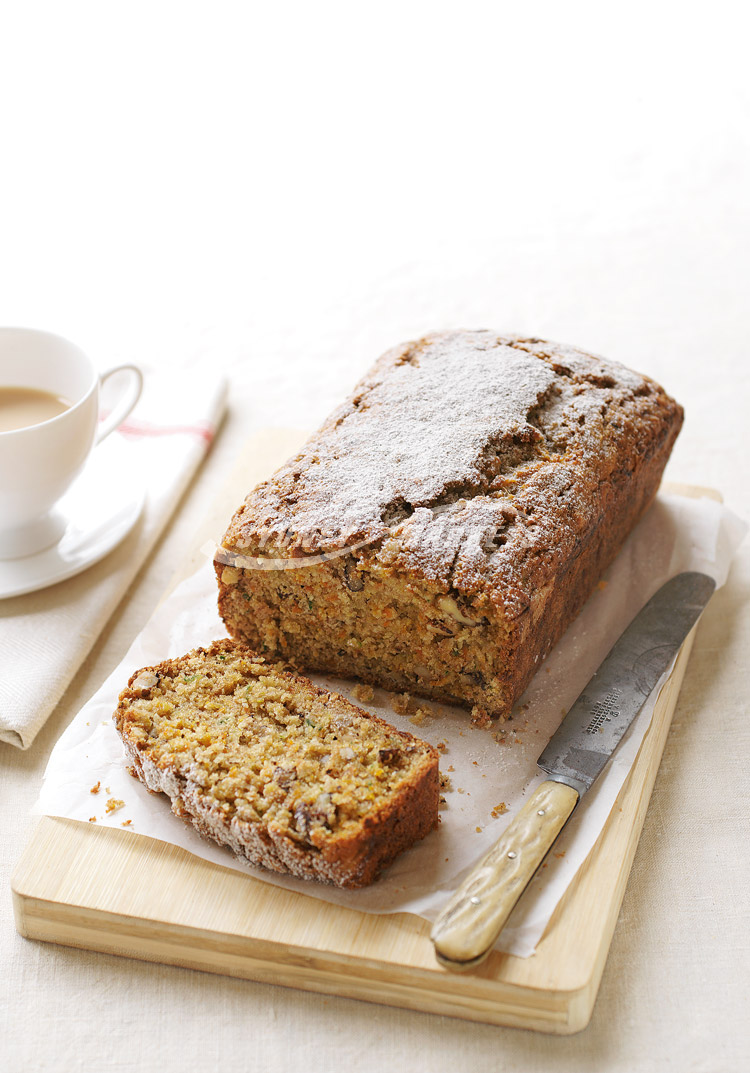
113, 639, 439, 888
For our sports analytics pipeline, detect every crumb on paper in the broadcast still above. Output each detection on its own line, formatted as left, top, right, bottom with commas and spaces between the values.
475, 826, 482, 833
472, 760, 478, 766
439, 796, 448, 810
88, 816, 97, 823
89, 781, 100, 795
439, 772, 453, 793
121, 819, 132, 827
409, 707, 432, 727
389, 692, 411, 715
105, 786, 111, 794
352, 683, 374, 704
491, 802, 508, 819
456, 787, 465, 794
554, 851, 566, 859
470, 705, 491, 729
436, 739, 448, 753
105, 798, 125, 814
447, 764, 454, 772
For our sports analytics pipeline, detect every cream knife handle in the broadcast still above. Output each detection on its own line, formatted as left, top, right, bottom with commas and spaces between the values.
431, 779, 579, 971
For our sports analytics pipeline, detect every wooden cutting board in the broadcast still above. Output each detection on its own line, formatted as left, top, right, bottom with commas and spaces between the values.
11, 433, 716, 1035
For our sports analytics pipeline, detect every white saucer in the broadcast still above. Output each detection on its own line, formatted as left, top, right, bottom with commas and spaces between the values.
0, 434, 145, 599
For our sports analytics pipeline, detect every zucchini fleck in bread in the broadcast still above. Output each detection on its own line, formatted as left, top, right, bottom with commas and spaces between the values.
216, 331, 683, 718
114, 640, 439, 888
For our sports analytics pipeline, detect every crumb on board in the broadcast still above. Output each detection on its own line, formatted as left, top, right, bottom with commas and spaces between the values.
447, 764, 454, 772
436, 740, 448, 753
456, 787, 465, 794
105, 798, 125, 814
439, 772, 453, 793
352, 683, 375, 704
89, 781, 100, 795
475, 826, 482, 833
597, 579, 608, 591
491, 802, 509, 819
554, 851, 566, 858
439, 796, 448, 809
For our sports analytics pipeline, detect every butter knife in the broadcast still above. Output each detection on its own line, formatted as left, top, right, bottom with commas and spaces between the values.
431, 570, 716, 971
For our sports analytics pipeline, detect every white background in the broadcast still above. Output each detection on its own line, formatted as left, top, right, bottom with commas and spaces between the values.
2, 2, 749, 1071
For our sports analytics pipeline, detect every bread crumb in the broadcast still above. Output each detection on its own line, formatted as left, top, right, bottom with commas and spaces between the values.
352, 683, 375, 704
436, 740, 448, 753
475, 826, 482, 833
89, 781, 101, 795
456, 787, 465, 794
554, 851, 566, 858
389, 692, 411, 715
491, 802, 508, 819
409, 707, 433, 727
597, 579, 608, 591
88, 816, 97, 823
121, 819, 132, 827
447, 765, 454, 772
470, 705, 492, 728
105, 798, 125, 814
439, 772, 453, 793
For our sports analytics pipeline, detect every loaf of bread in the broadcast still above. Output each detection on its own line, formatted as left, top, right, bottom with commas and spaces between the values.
216, 331, 683, 719
113, 639, 439, 888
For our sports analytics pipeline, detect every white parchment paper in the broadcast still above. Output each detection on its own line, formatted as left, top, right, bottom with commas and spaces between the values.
34, 491, 746, 957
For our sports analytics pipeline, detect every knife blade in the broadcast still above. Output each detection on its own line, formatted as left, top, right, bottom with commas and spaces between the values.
430, 570, 716, 971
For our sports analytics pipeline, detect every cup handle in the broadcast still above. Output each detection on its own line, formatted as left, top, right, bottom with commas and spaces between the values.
95, 365, 143, 444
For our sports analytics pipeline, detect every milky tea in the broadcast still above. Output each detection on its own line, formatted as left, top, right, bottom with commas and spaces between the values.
0, 386, 71, 433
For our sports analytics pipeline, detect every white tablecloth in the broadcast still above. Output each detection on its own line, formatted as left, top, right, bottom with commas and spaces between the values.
2, 5, 748, 1071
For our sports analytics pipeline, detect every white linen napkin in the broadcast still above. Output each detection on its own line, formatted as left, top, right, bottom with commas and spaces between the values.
0, 369, 227, 749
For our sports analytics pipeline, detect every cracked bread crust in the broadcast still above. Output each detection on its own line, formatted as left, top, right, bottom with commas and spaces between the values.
114, 639, 439, 888
217, 331, 683, 716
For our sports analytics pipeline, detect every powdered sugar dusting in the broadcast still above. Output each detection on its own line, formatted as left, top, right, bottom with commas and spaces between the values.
227, 331, 679, 603
310, 332, 554, 526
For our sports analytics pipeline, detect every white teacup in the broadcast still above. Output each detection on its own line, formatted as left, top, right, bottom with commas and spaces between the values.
0, 327, 143, 560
